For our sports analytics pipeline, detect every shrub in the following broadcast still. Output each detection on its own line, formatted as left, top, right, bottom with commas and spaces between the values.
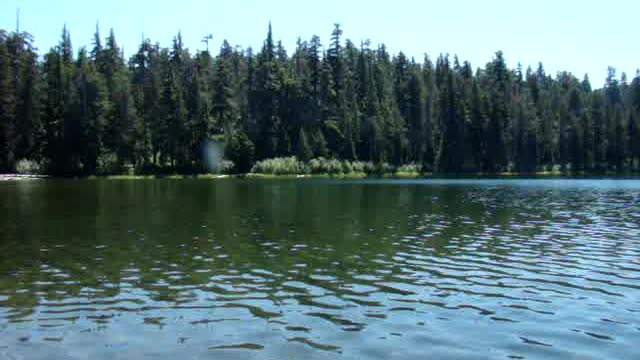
326, 158, 342, 174
351, 161, 367, 173
364, 161, 377, 174
249, 156, 427, 177
218, 160, 235, 174
251, 157, 307, 175
97, 153, 122, 175
15, 159, 41, 174
308, 157, 346, 175
224, 132, 254, 173
396, 163, 422, 174
366, 162, 393, 175
341, 160, 353, 174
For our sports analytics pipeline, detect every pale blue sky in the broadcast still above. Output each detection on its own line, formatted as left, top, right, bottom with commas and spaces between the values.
1, 0, 638, 87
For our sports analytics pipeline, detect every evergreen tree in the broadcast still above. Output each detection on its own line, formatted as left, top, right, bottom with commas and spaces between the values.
406, 65, 427, 164
8, 31, 41, 163
436, 55, 464, 172
296, 127, 313, 162
468, 79, 487, 171
97, 28, 137, 172
591, 92, 607, 171
41, 26, 76, 175
185, 50, 212, 172
253, 23, 282, 159
0, 30, 15, 171
158, 34, 189, 169
130, 38, 160, 170
225, 129, 254, 173
213, 40, 235, 136
630, 74, 640, 169
485, 51, 510, 172
0, 22, 638, 175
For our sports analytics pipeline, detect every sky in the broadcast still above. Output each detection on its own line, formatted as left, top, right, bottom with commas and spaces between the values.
1, 0, 638, 87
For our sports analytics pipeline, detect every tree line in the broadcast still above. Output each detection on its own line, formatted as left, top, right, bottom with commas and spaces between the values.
1, 23, 639, 175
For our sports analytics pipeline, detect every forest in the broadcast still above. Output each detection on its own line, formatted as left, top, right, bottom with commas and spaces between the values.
1, 23, 639, 176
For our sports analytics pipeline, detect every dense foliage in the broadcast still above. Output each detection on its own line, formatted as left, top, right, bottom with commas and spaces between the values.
1, 24, 639, 175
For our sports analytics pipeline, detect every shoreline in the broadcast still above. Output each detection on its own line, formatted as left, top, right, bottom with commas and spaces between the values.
0, 174, 49, 181
3, 172, 640, 181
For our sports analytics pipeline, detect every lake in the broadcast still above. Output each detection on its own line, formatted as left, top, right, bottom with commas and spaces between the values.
1, 178, 639, 359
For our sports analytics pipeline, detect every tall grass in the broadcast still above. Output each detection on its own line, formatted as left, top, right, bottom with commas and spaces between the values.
250, 156, 419, 176
15, 159, 42, 174
251, 157, 307, 175
396, 163, 422, 174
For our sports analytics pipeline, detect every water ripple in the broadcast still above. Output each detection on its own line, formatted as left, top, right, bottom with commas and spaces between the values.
1, 179, 639, 359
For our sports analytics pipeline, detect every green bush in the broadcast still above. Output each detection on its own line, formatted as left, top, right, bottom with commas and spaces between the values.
367, 162, 393, 175
396, 163, 422, 174
249, 157, 426, 177
251, 157, 307, 175
250, 157, 372, 176
364, 161, 377, 174
308, 157, 350, 175
15, 159, 42, 174
97, 153, 122, 175
351, 161, 368, 173
218, 160, 235, 174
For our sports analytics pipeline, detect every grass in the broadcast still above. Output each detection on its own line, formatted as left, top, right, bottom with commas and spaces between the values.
390, 172, 422, 179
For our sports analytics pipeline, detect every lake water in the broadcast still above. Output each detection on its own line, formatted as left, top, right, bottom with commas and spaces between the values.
1, 179, 639, 359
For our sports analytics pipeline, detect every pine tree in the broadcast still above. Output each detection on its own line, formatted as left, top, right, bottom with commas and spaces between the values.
0, 30, 16, 172
311, 129, 329, 158
2, 22, 640, 176
485, 51, 510, 172
406, 65, 427, 164
130, 38, 160, 170
296, 127, 313, 162
225, 129, 254, 173
435, 54, 466, 172
341, 63, 358, 160
308, 35, 323, 130
41, 26, 76, 175
8, 31, 41, 163
97, 28, 137, 172
327, 24, 344, 99
74, 47, 108, 174
630, 73, 640, 169
213, 40, 235, 137
591, 91, 607, 171
468, 79, 487, 171
422, 55, 436, 170
185, 50, 212, 172
157, 33, 189, 169
253, 23, 282, 159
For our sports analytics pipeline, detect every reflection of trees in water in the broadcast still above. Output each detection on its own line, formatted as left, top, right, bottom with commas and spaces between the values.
2, 180, 636, 323
0, 181, 490, 315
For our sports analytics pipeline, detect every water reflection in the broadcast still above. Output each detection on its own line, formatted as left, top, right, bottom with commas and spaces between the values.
0, 179, 639, 359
